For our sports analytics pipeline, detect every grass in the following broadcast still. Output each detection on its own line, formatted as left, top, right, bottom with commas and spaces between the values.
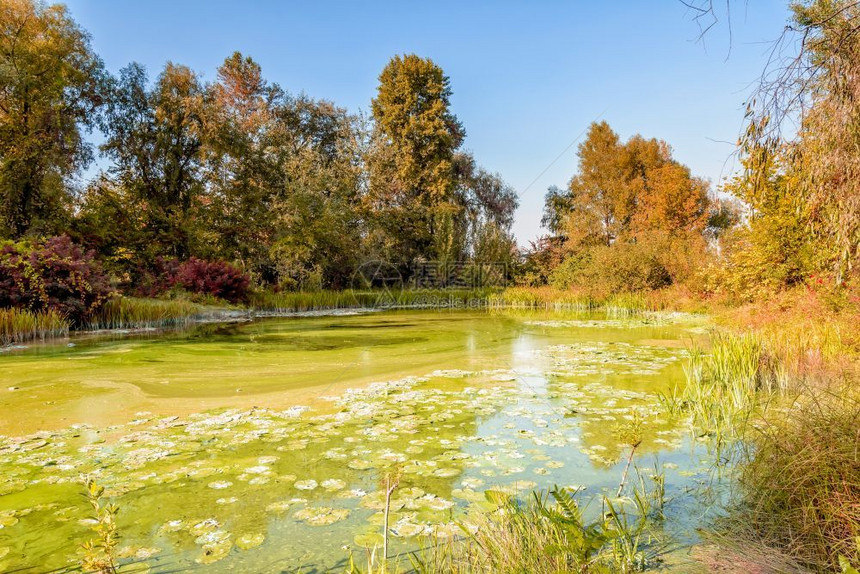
730, 388, 860, 571
405, 487, 662, 574
657, 321, 860, 572
87, 297, 203, 330
488, 286, 655, 313
0, 308, 69, 345
249, 288, 496, 312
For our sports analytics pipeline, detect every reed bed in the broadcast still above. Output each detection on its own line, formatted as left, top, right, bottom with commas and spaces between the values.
87, 297, 202, 330
488, 286, 653, 314
249, 289, 495, 312
0, 308, 69, 345
660, 328, 860, 572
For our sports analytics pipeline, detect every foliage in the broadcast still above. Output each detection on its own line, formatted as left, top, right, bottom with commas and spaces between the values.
169, 257, 250, 303
0, 235, 113, 326
549, 241, 672, 295
80, 477, 119, 574
531, 121, 716, 294
0, 0, 105, 238
364, 55, 517, 269
99, 61, 206, 262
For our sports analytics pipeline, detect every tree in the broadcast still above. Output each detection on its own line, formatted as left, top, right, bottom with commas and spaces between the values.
539, 121, 714, 290
203, 52, 280, 274
689, 0, 860, 282
100, 62, 206, 262
366, 54, 465, 265
0, 0, 104, 238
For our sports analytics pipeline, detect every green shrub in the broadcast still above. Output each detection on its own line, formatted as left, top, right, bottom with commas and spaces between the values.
550, 242, 671, 294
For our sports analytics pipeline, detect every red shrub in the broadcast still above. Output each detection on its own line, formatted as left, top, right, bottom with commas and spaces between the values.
0, 236, 114, 326
170, 258, 249, 303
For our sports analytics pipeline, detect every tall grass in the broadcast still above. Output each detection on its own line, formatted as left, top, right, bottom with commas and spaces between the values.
407, 487, 661, 574
250, 289, 495, 312
87, 297, 202, 330
733, 389, 860, 571
660, 327, 860, 572
488, 286, 653, 313
0, 308, 69, 345
659, 332, 776, 444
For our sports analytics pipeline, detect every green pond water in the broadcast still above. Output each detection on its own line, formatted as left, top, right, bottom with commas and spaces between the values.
0, 309, 728, 573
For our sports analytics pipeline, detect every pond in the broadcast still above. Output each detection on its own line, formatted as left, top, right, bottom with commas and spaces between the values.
0, 308, 728, 572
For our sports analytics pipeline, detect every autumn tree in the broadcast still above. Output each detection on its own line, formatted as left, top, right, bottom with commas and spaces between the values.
0, 0, 104, 238
98, 62, 205, 263
366, 54, 466, 266
541, 121, 714, 291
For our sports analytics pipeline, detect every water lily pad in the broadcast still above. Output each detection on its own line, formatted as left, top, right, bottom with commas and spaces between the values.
293, 506, 350, 526
321, 478, 345, 491
236, 532, 265, 550
189, 519, 219, 536
294, 479, 318, 491
0, 515, 19, 528
353, 532, 384, 548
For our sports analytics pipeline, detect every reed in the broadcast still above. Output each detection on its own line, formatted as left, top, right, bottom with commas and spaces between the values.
250, 288, 495, 312
658, 332, 768, 444
87, 297, 202, 330
0, 308, 69, 345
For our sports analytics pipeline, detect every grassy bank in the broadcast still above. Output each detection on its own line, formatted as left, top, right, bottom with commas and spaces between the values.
662, 314, 860, 571
0, 308, 69, 345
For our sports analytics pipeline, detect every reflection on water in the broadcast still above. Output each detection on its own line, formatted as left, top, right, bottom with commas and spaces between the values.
0, 309, 724, 572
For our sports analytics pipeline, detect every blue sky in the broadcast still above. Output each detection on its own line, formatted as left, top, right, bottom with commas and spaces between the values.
64, 0, 791, 245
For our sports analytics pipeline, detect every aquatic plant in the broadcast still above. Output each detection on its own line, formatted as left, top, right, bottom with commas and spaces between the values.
614, 409, 645, 497
80, 477, 119, 574
250, 288, 495, 312
488, 286, 653, 315
658, 332, 767, 444
87, 296, 202, 330
0, 308, 69, 344
409, 486, 662, 574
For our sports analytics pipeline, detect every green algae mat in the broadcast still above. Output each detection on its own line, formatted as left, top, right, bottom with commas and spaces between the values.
0, 309, 722, 572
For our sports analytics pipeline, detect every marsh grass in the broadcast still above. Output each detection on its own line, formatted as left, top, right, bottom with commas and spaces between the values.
250, 289, 495, 312
732, 389, 860, 571
0, 308, 69, 345
660, 328, 860, 572
488, 287, 654, 314
87, 297, 203, 330
405, 487, 663, 574
659, 332, 770, 446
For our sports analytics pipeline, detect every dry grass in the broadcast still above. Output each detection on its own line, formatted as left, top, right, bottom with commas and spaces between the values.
735, 388, 860, 571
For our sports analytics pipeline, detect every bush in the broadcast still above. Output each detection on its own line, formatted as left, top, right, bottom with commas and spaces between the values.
550, 241, 671, 294
0, 235, 113, 326
170, 258, 250, 303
